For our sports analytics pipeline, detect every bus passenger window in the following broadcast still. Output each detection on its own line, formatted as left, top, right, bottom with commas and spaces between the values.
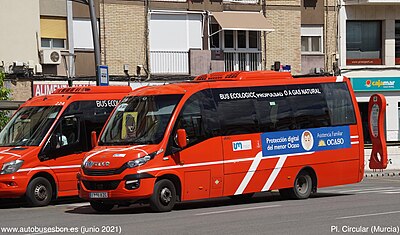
321, 83, 356, 126
254, 96, 295, 132
287, 84, 330, 129
213, 88, 259, 136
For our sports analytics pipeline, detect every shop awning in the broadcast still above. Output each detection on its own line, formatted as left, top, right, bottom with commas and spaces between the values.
212, 11, 274, 32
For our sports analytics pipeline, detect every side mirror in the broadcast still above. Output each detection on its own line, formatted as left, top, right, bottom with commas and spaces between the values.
176, 129, 187, 149
91, 131, 98, 149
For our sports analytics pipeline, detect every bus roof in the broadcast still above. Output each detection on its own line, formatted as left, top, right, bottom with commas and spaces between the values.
128, 71, 347, 97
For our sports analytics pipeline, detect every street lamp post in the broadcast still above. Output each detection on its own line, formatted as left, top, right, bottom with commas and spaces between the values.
69, 0, 101, 86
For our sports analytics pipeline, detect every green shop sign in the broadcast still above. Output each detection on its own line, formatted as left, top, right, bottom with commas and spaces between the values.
350, 77, 400, 91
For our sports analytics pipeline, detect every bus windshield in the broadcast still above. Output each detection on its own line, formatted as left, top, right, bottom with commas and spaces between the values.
0, 106, 62, 147
99, 94, 182, 146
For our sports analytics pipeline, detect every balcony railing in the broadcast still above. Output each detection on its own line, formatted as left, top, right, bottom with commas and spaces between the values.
224, 51, 262, 71
223, 0, 259, 3
150, 51, 189, 74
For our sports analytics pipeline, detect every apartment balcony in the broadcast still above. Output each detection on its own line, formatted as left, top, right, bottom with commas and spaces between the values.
344, 0, 400, 5
150, 51, 189, 75
150, 50, 262, 75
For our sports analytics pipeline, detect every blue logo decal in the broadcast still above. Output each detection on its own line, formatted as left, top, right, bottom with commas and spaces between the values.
261, 126, 351, 157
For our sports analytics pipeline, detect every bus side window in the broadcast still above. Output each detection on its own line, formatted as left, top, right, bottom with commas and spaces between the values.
253, 90, 296, 132
213, 88, 259, 135
321, 83, 356, 126
287, 84, 331, 129
173, 89, 219, 148
41, 115, 82, 159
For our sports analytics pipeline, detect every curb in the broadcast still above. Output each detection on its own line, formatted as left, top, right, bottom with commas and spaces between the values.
364, 172, 400, 178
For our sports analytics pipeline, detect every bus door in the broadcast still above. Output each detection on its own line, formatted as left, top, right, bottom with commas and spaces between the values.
170, 89, 223, 201
40, 114, 85, 193
212, 88, 264, 196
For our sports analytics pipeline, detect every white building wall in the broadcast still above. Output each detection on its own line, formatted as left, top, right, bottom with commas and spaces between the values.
0, 0, 41, 71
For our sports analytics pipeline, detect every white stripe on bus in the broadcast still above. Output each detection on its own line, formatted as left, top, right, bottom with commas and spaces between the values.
351, 141, 359, 145
17, 165, 81, 172
262, 155, 288, 191
234, 151, 263, 195
336, 76, 344, 82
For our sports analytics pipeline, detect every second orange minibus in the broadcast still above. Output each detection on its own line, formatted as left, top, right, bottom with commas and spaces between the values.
78, 71, 364, 212
0, 86, 131, 206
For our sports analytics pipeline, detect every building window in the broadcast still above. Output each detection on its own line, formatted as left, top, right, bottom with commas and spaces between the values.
395, 21, 400, 65
41, 38, 65, 49
224, 30, 234, 48
210, 24, 220, 49
249, 31, 258, 48
346, 21, 382, 65
40, 17, 67, 50
301, 25, 323, 54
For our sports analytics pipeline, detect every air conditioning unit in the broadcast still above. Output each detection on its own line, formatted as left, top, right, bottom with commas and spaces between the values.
40, 49, 61, 65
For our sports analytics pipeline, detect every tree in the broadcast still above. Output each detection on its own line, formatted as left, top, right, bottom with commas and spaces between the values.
0, 72, 12, 129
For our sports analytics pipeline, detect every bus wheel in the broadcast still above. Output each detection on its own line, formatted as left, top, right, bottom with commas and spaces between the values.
292, 171, 312, 199
26, 177, 53, 207
149, 179, 176, 212
90, 201, 114, 212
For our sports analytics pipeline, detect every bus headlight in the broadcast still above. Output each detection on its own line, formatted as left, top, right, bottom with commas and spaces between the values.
127, 156, 151, 168
1, 160, 24, 174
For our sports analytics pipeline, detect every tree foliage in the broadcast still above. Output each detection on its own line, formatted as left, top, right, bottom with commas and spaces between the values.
0, 72, 12, 129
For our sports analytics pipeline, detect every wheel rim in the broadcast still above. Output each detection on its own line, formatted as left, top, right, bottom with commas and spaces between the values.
34, 184, 48, 201
160, 187, 172, 205
296, 176, 309, 195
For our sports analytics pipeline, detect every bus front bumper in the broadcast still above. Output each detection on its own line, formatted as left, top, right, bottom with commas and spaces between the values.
78, 173, 156, 201
0, 174, 29, 198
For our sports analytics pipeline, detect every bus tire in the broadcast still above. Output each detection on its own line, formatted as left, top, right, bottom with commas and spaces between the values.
26, 177, 53, 207
292, 171, 312, 199
90, 201, 114, 212
149, 179, 176, 212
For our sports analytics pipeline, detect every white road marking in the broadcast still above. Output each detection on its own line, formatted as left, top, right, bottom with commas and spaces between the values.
55, 202, 89, 207
337, 187, 395, 193
337, 210, 400, 220
357, 188, 400, 194
195, 204, 281, 216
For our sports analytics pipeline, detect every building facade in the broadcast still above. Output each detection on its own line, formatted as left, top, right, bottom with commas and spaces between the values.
338, 0, 400, 143
99, 0, 303, 77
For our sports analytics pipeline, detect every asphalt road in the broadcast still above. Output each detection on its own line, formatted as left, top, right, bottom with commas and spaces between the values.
0, 176, 399, 235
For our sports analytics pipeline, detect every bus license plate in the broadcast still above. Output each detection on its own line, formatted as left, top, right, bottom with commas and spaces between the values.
90, 192, 108, 199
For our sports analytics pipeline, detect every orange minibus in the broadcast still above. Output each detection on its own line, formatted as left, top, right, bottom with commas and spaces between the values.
78, 71, 364, 212
0, 86, 131, 206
